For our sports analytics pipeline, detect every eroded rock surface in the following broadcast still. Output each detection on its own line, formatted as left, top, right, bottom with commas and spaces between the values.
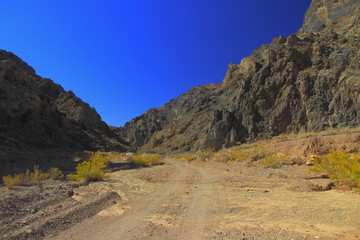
120, 0, 359, 153
0, 50, 131, 174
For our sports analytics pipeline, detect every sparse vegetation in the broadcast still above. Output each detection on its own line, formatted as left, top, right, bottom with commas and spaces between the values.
213, 143, 270, 163
2, 166, 64, 189
206, 142, 298, 168
231, 145, 269, 162
172, 152, 199, 162
30, 165, 63, 182
172, 148, 214, 162
273, 126, 360, 141
312, 150, 360, 190
258, 154, 292, 168
67, 153, 110, 182
47, 167, 65, 180
128, 153, 164, 167
258, 156, 281, 168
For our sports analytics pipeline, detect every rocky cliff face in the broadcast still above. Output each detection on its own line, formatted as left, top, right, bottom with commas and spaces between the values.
0, 50, 131, 152
302, 0, 360, 33
120, 0, 360, 153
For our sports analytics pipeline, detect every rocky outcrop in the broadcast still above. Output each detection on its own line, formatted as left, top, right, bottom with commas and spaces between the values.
302, 0, 360, 33
120, 0, 360, 153
0, 50, 131, 155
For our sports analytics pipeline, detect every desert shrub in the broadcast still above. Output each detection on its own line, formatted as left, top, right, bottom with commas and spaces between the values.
128, 153, 164, 167
30, 166, 64, 183
259, 154, 293, 168
258, 154, 291, 168
2, 167, 64, 189
198, 148, 215, 161
2, 175, 16, 189
30, 165, 50, 183
259, 156, 281, 168
171, 151, 213, 162
67, 153, 110, 182
247, 145, 269, 161
312, 150, 360, 189
172, 152, 199, 161
209, 151, 233, 163
229, 148, 247, 161
227, 144, 269, 162
2, 170, 31, 189
48, 167, 64, 180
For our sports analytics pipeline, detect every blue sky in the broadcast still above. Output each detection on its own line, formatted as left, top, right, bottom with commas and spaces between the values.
0, 0, 311, 126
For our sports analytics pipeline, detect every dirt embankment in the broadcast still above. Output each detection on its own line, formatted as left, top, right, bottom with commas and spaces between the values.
267, 132, 360, 156
0, 181, 120, 240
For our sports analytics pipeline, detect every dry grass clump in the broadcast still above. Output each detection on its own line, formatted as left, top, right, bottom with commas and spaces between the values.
312, 150, 360, 190
2, 166, 64, 189
47, 167, 65, 179
172, 148, 214, 162
68, 153, 110, 182
258, 154, 292, 168
30, 166, 64, 182
213, 143, 269, 163
128, 153, 164, 167
172, 152, 199, 162
231, 145, 269, 162
2, 170, 32, 189
102, 151, 128, 161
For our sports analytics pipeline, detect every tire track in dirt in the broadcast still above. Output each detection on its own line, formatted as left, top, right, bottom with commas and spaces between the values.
50, 160, 214, 240
171, 163, 215, 240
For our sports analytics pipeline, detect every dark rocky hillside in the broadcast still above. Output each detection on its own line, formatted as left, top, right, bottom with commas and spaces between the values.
120, 0, 360, 153
0, 50, 131, 174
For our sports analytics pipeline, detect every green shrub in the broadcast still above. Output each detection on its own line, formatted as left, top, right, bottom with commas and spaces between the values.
67, 153, 110, 182
128, 153, 163, 167
312, 150, 360, 189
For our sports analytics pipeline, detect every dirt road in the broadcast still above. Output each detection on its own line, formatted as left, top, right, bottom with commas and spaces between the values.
49, 159, 360, 240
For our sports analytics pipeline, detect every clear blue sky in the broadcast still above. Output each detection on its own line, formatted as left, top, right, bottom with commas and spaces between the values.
0, 0, 312, 126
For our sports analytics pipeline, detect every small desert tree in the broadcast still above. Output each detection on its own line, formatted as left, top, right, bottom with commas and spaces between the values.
68, 153, 110, 182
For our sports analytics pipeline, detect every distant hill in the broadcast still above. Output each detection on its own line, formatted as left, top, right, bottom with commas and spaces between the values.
119, 0, 360, 153
0, 50, 132, 174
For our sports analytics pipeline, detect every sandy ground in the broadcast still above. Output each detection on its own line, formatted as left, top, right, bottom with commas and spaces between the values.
46, 159, 360, 240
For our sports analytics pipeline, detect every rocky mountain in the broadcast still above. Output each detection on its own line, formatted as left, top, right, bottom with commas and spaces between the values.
120, 0, 360, 153
0, 50, 131, 173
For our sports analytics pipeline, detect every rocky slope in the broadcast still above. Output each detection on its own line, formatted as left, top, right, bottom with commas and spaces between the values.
0, 50, 131, 174
120, 0, 360, 153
